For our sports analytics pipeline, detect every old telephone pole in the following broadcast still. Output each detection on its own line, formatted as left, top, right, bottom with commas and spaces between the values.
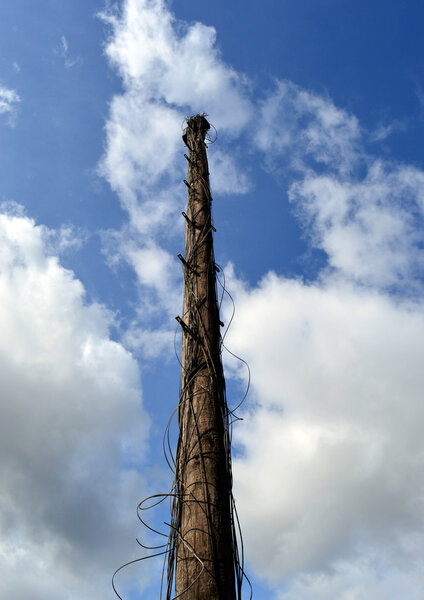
167, 115, 240, 599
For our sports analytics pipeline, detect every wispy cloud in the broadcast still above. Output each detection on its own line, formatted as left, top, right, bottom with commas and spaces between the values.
369, 119, 407, 142
0, 85, 20, 126
55, 35, 82, 68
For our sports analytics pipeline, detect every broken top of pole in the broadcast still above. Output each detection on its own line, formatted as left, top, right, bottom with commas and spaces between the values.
182, 114, 211, 147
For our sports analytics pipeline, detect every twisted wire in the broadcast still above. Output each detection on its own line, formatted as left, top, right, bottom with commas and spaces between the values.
112, 116, 251, 600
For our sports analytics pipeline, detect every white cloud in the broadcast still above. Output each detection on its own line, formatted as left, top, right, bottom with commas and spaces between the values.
123, 326, 175, 359
98, 0, 253, 343
125, 240, 181, 316
100, 0, 252, 135
99, 0, 252, 207
255, 80, 361, 176
208, 148, 251, 195
55, 35, 81, 68
218, 78, 424, 596
0, 207, 149, 599
369, 119, 406, 143
0, 85, 20, 125
254, 81, 424, 292
224, 272, 424, 594
290, 161, 424, 290
277, 562, 424, 600
99, 91, 183, 199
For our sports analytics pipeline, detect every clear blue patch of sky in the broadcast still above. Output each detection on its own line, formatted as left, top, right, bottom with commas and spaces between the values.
176, 0, 424, 161
0, 1, 122, 231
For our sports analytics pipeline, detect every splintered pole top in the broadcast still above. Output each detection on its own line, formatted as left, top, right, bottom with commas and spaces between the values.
182, 114, 210, 146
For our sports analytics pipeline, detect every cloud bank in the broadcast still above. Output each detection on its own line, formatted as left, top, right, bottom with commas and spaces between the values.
0, 207, 149, 599
228, 275, 424, 597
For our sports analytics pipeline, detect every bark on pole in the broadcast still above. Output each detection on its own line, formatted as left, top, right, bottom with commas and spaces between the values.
172, 115, 237, 599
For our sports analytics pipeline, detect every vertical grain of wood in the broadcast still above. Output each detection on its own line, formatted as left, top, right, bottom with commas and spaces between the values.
174, 115, 237, 600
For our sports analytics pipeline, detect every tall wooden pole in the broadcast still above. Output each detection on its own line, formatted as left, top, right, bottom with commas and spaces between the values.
170, 115, 237, 599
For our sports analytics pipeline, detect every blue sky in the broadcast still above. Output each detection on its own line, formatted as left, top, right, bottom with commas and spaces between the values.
1, 1, 424, 599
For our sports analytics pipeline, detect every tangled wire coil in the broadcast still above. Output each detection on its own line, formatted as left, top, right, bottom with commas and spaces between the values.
113, 115, 251, 600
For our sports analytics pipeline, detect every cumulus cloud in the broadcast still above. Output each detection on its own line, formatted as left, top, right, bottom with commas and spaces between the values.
98, 0, 252, 326
290, 162, 424, 290
226, 273, 424, 594
99, 0, 252, 202
254, 80, 424, 292
205, 77, 424, 600
0, 207, 149, 599
216, 79, 424, 596
100, 0, 251, 133
99, 93, 183, 200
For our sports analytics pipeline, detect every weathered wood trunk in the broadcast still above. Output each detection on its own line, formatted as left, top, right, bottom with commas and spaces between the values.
173, 115, 236, 599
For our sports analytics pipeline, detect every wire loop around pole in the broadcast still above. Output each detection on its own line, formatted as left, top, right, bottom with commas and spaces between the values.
112, 116, 251, 600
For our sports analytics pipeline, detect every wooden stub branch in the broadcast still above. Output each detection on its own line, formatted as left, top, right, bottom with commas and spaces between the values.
172, 115, 237, 599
